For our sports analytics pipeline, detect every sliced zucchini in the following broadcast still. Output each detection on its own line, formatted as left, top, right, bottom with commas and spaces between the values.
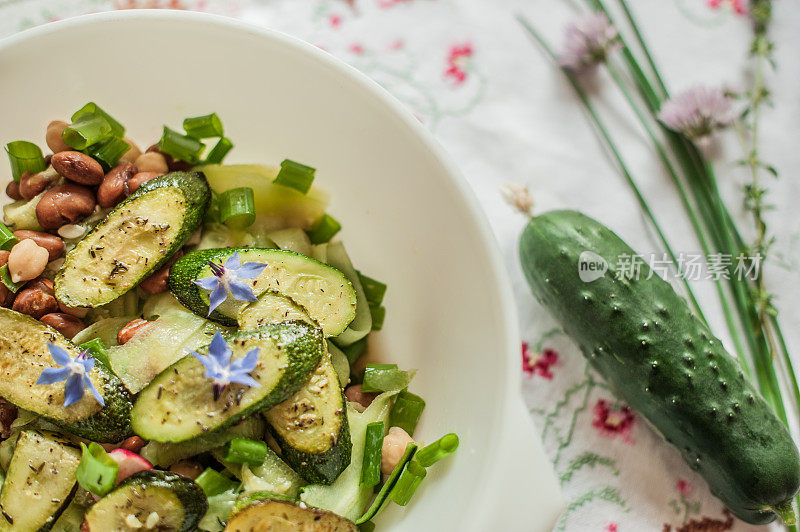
0, 430, 81, 532
55, 171, 211, 308
225, 498, 356, 532
131, 322, 324, 443
0, 308, 132, 442
239, 293, 351, 484
84, 470, 207, 532
169, 247, 356, 334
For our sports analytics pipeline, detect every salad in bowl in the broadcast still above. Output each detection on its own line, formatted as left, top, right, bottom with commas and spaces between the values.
0, 104, 457, 531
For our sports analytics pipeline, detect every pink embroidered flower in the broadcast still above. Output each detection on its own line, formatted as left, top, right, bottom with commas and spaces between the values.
592, 399, 636, 443
558, 13, 620, 73
378, 0, 411, 8
349, 43, 365, 55
707, 0, 747, 15
388, 39, 405, 51
676, 479, 693, 497
444, 43, 474, 85
658, 85, 734, 144
522, 343, 560, 379
329, 15, 342, 28
605, 524, 618, 532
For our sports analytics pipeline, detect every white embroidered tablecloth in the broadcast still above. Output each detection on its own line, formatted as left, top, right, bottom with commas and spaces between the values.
1, 1, 798, 530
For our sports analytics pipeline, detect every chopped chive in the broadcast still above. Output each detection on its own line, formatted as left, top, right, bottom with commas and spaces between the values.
273, 159, 316, 194
416, 433, 459, 467
0, 223, 19, 252
84, 136, 129, 171
389, 391, 426, 436
204, 137, 234, 164
183, 113, 224, 139
158, 126, 205, 164
76, 442, 118, 497
0, 265, 24, 293
223, 437, 268, 466
5, 141, 47, 182
342, 337, 367, 365
360, 421, 384, 488
195, 468, 239, 497
307, 214, 341, 245
388, 460, 427, 506
218, 187, 256, 229
369, 304, 386, 331
62, 114, 114, 150
356, 443, 418, 524
358, 523, 376, 532
71, 102, 125, 138
78, 338, 111, 370
361, 364, 410, 393
358, 272, 387, 306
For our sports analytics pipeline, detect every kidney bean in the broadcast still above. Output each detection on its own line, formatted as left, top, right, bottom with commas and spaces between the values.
117, 318, 155, 345
13, 230, 65, 261
5, 181, 21, 201
344, 384, 378, 412
139, 251, 182, 295
57, 300, 88, 319
39, 313, 85, 339
97, 162, 138, 208
0, 398, 18, 440
51, 151, 104, 185
169, 460, 203, 480
19, 167, 59, 200
127, 172, 160, 194
0, 251, 9, 267
12, 286, 59, 319
45, 121, 71, 154
36, 184, 96, 230
27, 278, 54, 296
120, 436, 146, 453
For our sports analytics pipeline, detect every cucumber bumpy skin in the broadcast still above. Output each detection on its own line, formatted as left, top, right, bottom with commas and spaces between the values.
519, 210, 800, 525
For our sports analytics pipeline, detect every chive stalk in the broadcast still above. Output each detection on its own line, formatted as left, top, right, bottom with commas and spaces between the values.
369, 304, 386, 331
0, 265, 24, 293
62, 114, 114, 150
0, 223, 19, 252
159, 127, 205, 164
307, 214, 341, 245
388, 460, 427, 506
5, 141, 47, 182
361, 364, 410, 393
358, 272, 387, 306
274, 159, 316, 194
195, 468, 239, 497
183, 113, 224, 139
84, 136, 130, 171
223, 437, 268, 465
360, 421, 384, 488
416, 433, 459, 467
389, 391, 426, 435
205, 137, 234, 164
356, 443, 418, 524
78, 338, 111, 370
342, 337, 368, 365
76, 442, 118, 497
71, 103, 125, 138
218, 187, 256, 229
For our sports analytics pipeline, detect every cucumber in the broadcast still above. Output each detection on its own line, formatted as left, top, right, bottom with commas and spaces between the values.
55, 171, 211, 308
84, 470, 207, 532
169, 247, 356, 335
224, 497, 356, 532
240, 292, 352, 485
0, 308, 133, 442
131, 322, 324, 443
0, 430, 81, 531
519, 210, 800, 524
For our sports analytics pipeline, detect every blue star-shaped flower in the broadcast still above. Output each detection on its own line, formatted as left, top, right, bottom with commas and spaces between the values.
191, 331, 261, 399
36, 344, 104, 407
192, 252, 268, 316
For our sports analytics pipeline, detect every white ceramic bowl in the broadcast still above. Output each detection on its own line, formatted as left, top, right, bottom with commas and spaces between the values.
0, 11, 562, 531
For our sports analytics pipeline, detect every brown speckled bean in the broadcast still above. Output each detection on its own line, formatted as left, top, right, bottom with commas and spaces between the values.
51, 151, 104, 185
36, 184, 96, 230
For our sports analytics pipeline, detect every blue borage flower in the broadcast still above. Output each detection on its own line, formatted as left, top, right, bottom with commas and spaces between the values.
36, 344, 104, 407
193, 252, 268, 315
191, 331, 260, 399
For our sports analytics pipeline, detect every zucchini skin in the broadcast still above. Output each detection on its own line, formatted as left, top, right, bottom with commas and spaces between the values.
519, 210, 800, 524
169, 247, 242, 325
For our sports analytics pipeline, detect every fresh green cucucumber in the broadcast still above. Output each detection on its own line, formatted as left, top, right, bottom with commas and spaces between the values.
519, 210, 800, 525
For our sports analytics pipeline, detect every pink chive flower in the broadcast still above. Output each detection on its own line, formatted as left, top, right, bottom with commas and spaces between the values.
676, 479, 693, 497
558, 13, 620, 73
592, 399, 636, 443
658, 85, 734, 144
522, 343, 560, 379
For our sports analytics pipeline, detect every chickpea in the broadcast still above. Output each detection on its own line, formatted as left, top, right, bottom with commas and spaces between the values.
13, 230, 65, 261
45, 121, 71, 154
120, 138, 143, 163
344, 384, 378, 412
117, 318, 155, 345
39, 313, 85, 339
36, 184, 96, 230
7, 239, 49, 283
5, 181, 21, 201
381, 427, 415, 475
169, 460, 203, 480
134, 152, 168, 174
12, 287, 58, 319
51, 151, 104, 186
120, 436, 146, 453
146, 144, 191, 172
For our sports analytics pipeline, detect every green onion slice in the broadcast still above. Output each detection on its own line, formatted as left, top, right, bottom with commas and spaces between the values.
358, 272, 387, 306
342, 337, 367, 365
0, 223, 19, 252
71, 102, 125, 138
195, 468, 239, 497
307, 214, 341, 245
0, 265, 24, 294
5, 141, 46, 182
358, 522, 376, 532
273, 159, 316, 194
78, 338, 111, 370
76, 442, 119, 497
388, 460, 427, 506
369, 304, 386, 331
360, 421, 384, 488
62, 114, 114, 150
84, 136, 129, 171
389, 391, 426, 436
218, 187, 256, 229
159, 126, 205, 164
183, 113, 224, 139
204, 137, 234, 164
361, 364, 410, 393
356, 443, 418, 524
223, 437, 268, 466
416, 433, 460, 468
